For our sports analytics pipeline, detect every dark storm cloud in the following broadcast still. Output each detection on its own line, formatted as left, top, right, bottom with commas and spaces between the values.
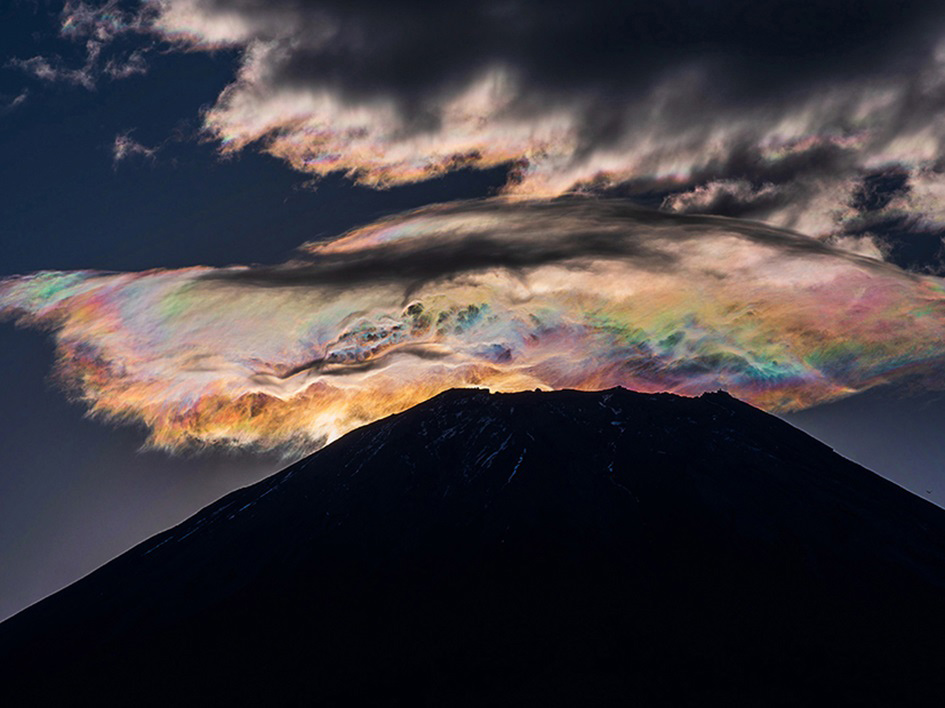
13, 2, 945, 266
161, 0, 940, 95
130, 0, 945, 268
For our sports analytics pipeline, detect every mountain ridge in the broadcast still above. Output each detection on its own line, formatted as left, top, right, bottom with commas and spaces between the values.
3, 386, 945, 706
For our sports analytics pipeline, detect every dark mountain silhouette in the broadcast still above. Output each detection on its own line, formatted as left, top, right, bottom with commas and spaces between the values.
3, 388, 945, 706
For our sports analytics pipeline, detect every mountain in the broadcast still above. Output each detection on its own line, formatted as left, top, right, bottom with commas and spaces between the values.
2, 388, 945, 706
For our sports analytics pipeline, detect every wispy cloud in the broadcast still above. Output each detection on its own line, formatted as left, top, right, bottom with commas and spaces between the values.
103, 47, 147, 78
0, 90, 28, 115
8, 0, 148, 90
3, 199, 945, 453
112, 129, 158, 165
8, 54, 97, 89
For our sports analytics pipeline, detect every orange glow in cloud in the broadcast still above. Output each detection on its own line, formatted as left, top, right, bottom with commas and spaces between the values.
3, 200, 945, 453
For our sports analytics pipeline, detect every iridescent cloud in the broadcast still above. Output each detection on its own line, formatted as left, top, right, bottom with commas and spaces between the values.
10, 1, 148, 89
3, 200, 945, 453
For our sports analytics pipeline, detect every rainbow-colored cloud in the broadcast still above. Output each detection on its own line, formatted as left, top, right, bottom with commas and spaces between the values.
3, 199, 945, 453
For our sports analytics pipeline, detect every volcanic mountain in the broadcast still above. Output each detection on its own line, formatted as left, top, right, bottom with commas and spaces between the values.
3, 388, 945, 706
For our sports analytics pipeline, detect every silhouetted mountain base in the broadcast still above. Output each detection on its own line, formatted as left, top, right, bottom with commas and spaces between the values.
2, 388, 945, 706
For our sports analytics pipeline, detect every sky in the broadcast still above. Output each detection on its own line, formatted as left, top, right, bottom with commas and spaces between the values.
2, 0, 945, 620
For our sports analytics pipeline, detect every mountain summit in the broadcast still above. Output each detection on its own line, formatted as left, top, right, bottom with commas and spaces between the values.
3, 388, 945, 706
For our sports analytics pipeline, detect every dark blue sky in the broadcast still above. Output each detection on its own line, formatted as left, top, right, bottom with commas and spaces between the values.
2, 0, 944, 622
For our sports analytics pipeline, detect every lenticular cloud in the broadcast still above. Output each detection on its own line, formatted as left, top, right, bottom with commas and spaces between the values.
3, 199, 945, 453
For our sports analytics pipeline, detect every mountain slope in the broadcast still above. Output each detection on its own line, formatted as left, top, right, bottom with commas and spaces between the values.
3, 388, 945, 706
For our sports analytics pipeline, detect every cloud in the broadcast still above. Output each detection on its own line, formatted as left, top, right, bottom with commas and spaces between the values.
103, 47, 148, 78
3, 199, 945, 453
15, 1, 945, 267
8, 55, 97, 89
120, 0, 945, 251
8, 0, 148, 89
661, 180, 785, 221
0, 91, 28, 115
112, 130, 158, 165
